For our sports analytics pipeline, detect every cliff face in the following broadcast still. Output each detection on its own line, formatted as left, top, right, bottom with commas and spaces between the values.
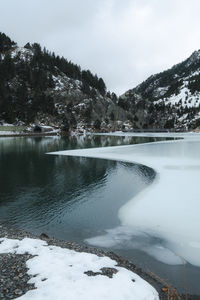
119, 50, 200, 130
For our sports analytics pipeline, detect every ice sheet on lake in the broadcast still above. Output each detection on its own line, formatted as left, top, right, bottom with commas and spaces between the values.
49, 133, 200, 267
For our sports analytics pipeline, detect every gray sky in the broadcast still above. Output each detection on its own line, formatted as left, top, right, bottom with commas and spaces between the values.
1, 0, 200, 95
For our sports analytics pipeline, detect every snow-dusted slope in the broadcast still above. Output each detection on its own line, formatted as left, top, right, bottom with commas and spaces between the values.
0, 33, 129, 131
120, 50, 200, 130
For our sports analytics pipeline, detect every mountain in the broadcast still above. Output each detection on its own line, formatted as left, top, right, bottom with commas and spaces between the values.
1, 32, 200, 132
0, 33, 131, 132
119, 51, 200, 130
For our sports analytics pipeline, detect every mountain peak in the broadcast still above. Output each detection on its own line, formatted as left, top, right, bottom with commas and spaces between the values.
186, 49, 200, 67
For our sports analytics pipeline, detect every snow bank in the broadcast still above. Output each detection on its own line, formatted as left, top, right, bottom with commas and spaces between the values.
48, 133, 200, 267
0, 131, 21, 135
0, 237, 159, 300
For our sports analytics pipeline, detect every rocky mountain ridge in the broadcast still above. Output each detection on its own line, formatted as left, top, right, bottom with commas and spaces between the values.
119, 50, 200, 130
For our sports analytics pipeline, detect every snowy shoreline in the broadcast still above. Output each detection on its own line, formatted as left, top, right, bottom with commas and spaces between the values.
0, 225, 165, 300
0, 131, 58, 137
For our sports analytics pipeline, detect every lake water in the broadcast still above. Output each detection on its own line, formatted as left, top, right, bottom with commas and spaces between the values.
0, 134, 199, 295
0, 135, 158, 238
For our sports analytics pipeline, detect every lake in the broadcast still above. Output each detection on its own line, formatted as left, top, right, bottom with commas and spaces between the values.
0, 134, 199, 295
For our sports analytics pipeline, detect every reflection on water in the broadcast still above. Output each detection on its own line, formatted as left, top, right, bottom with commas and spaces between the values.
0, 135, 157, 241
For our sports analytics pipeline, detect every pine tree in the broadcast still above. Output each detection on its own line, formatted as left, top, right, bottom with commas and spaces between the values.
98, 78, 106, 96
0, 32, 16, 52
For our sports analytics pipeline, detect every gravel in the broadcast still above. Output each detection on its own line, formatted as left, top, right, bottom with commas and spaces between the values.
0, 253, 35, 300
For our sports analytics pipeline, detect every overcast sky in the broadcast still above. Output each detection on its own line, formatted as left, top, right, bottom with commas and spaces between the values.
1, 0, 200, 95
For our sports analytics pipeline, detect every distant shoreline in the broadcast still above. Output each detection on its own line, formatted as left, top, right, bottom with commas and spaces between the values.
0, 130, 198, 138
0, 132, 58, 137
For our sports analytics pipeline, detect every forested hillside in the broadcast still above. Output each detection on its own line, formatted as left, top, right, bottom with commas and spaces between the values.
0, 32, 130, 131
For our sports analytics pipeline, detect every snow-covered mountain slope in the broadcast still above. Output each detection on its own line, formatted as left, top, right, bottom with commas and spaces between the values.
119, 50, 200, 130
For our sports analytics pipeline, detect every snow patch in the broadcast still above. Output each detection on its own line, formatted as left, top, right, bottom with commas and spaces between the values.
0, 237, 159, 300
11, 47, 33, 61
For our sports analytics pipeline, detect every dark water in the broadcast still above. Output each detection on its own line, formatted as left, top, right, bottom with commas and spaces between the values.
1, 134, 198, 295
0, 135, 158, 241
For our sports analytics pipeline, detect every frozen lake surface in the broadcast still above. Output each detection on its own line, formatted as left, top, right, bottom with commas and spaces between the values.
50, 132, 200, 293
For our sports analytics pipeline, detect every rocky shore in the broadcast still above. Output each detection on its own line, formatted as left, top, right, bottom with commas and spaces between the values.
0, 225, 187, 300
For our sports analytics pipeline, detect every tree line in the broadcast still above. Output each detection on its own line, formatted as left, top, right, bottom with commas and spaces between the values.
0, 32, 107, 123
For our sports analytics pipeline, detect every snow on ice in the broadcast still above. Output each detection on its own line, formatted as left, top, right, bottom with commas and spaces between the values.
49, 132, 200, 267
